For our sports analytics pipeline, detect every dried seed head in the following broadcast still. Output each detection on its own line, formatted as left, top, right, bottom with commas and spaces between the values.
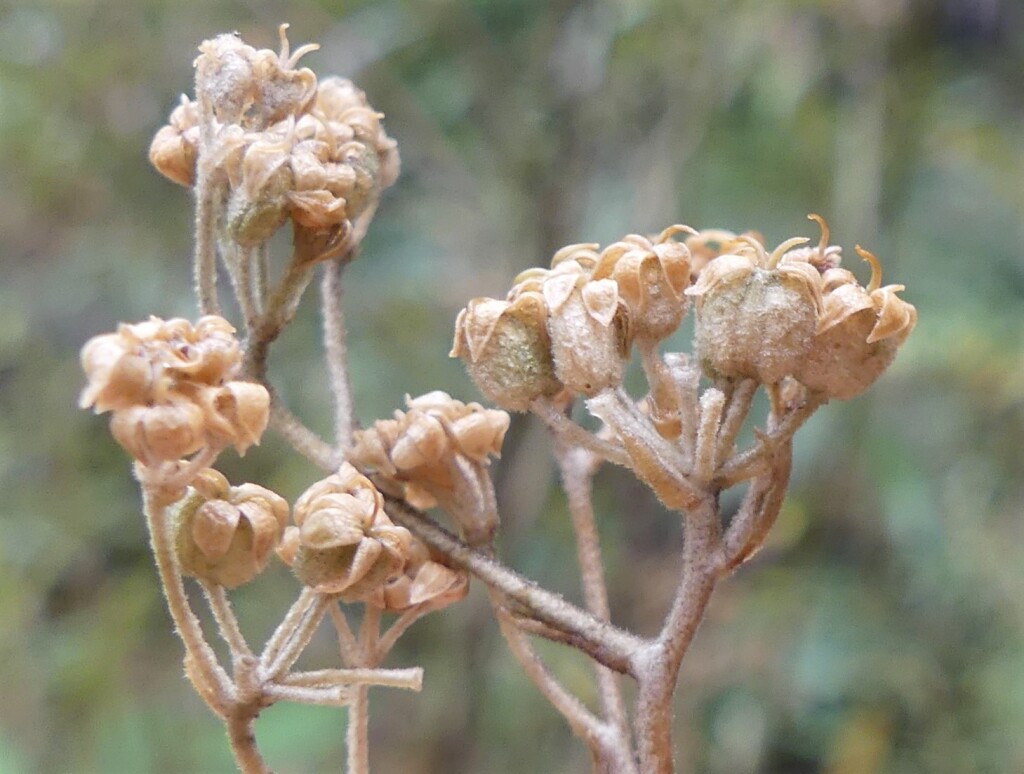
194, 26, 318, 129
591, 225, 695, 343
543, 259, 628, 396
451, 294, 562, 411
351, 393, 507, 544
174, 473, 289, 588
149, 96, 201, 186
686, 236, 823, 383
795, 245, 917, 399
80, 316, 268, 463
370, 538, 469, 612
288, 463, 412, 598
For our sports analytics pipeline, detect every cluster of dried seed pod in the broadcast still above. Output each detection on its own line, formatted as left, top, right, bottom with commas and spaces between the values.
451, 227, 695, 408
149, 25, 399, 252
454, 217, 916, 409
688, 217, 917, 398
174, 469, 289, 588
277, 463, 468, 610
79, 316, 269, 465
350, 392, 509, 545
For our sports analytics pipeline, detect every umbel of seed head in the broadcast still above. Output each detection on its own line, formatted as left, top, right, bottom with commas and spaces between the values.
795, 246, 917, 399
174, 469, 289, 588
79, 316, 270, 465
280, 464, 412, 599
686, 235, 823, 383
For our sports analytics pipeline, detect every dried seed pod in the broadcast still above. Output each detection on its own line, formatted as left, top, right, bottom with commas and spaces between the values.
109, 398, 206, 465
351, 393, 507, 545
451, 294, 562, 411
174, 471, 289, 588
686, 236, 823, 383
366, 538, 469, 612
795, 246, 917, 399
194, 26, 318, 129
149, 96, 200, 187
591, 225, 695, 343
543, 259, 628, 396
288, 464, 412, 599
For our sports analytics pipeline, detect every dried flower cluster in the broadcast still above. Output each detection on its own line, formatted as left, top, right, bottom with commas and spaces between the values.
150, 25, 399, 255
351, 391, 509, 544
277, 463, 468, 611
79, 315, 269, 465
79, 22, 922, 774
175, 468, 289, 588
454, 217, 916, 406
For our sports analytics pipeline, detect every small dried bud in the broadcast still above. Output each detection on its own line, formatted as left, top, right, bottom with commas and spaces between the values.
174, 473, 289, 588
193, 381, 271, 455
226, 131, 295, 245
543, 257, 628, 396
686, 236, 823, 383
79, 333, 154, 413
451, 294, 562, 411
289, 464, 412, 598
795, 246, 917, 399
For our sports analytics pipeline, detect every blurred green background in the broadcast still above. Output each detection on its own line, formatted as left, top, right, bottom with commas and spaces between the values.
2, 0, 1023, 771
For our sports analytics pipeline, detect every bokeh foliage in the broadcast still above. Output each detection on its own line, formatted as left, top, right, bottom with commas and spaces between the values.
2, 0, 1023, 771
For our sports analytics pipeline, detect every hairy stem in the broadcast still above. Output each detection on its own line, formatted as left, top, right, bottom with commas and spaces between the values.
554, 442, 632, 753
633, 499, 720, 774
226, 712, 269, 774
321, 257, 358, 452
385, 497, 644, 674
201, 581, 253, 665
142, 488, 233, 713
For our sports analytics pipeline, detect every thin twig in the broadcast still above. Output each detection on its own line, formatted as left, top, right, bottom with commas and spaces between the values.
200, 581, 253, 664
694, 388, 726, 483
328, 603, 361, 667
192, 90, 221, 316
347, 606, 381, 774
267, 387, 340, 471
142, 488, 234, 714
554, 441, 632, 746
531, 397, 630, 467
715, 378, 757, 463
633, 498, 720, 774
264, 593, 331, 680
263, 683, 352, 706
260, 587, 318, 670
714, 392, 826, 487
321, 257, 358, 451
385, 497, 644, 673
226, 712, 270, 774
281, 667, 423, 692
493, 598, 606, 744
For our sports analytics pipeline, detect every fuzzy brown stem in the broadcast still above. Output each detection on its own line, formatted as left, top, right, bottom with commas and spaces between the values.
633, 499, 720, 773
226, 712, 269, 774
385, 497, 644, 673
